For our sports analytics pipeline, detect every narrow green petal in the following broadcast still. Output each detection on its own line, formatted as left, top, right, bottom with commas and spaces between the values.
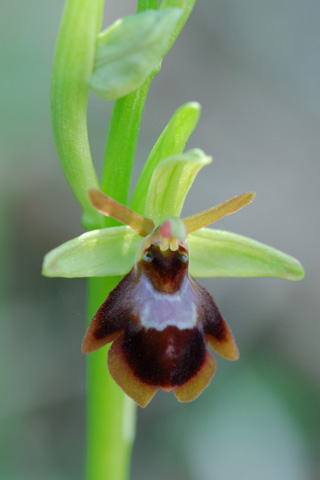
91, 9, 182, 100
88, 189, 155, 236
188, 228, 305, 280
130, 102, 201, 215
144, 149, 212, 225
42, 227, 141, 278
183, 192, 255, 233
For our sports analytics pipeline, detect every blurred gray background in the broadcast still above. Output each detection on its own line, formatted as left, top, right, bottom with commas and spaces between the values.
1, 0, 319, 479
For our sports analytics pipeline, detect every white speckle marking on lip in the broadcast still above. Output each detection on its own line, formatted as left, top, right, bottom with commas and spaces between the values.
132, 274, 198, 331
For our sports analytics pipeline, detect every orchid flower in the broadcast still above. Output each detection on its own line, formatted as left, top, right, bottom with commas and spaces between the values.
42, 152, 304, 407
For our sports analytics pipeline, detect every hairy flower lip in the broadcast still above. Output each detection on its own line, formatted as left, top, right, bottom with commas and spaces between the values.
82, 237, 238, 407
80, 200, 241, 406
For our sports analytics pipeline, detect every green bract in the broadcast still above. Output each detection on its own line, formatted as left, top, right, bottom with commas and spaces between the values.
159, 0, 196, 55
91, 8, 182, 100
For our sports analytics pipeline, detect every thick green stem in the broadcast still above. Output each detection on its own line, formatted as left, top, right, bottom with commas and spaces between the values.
137, 0, 158, 12
86, 277, 136, 480
100, 77, 153, 208
100, 0, 160, 210
87, 4, 156, 480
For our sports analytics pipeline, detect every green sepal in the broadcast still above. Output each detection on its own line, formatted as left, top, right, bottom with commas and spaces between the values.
188, 228, 305, 280
90, 8, 182, 101
144, 149, 211, 225
130, 102, 201, 215
42, 226, 140, 278
42, 225, 305, 281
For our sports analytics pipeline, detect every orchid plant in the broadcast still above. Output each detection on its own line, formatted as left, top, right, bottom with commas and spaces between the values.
42, 0, 304, 479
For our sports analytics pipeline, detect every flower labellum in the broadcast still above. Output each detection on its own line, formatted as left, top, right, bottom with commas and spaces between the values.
82, 189, 254, 407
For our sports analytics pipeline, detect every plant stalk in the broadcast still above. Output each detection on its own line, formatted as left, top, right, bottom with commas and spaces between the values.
86, 3, 157, 480
86, 277, 136, 480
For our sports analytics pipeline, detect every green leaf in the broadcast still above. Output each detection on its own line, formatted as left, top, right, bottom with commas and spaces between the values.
131, 102, 201, 215
144, 149, 212, 225
90, 8, 182, 100
160, 0, 196, 56
51, 0, 105, 230
188, 228, 305, 280
42, 227, 140, 278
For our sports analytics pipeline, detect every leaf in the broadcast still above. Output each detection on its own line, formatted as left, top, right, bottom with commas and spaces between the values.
51, 0, 105, 230
144, 149, 212, 225
130, 102, 201, 215
188, 228, 305, 280
42, 226, 141, 278
160, 0, 196, 56
90, 8, 182, 100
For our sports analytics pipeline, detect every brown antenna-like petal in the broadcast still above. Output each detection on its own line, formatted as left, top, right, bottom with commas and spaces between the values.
183, 192, 255, 233
88, 189, 155, 237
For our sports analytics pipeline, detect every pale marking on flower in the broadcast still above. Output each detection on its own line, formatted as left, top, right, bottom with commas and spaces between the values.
158, 237, 179, 252
131, 274, 198, 331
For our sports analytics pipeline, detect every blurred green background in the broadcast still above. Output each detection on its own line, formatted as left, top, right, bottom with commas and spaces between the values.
1, 0, 319, 479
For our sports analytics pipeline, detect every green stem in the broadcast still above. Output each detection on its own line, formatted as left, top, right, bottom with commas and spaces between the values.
100, 76, 153, 209
86, 277, 136, 480
53, 0, 197, 478
137, 0, 158, 12
100, 0, 159, 210
88, 3, 157, 480
101, 0, 196, 213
